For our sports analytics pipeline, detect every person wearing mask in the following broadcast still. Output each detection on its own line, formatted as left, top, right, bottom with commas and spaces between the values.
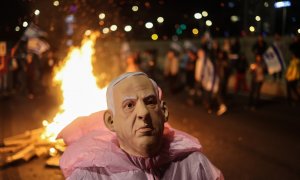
60, 72, 224, 180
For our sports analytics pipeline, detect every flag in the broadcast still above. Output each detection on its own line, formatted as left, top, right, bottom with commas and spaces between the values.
27, 38, 50, 55
195, 56, 219, 93
22, 23, 47, 40
263, 44, 286, 75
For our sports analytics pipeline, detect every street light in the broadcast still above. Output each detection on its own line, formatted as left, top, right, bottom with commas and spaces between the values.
274, 1, 291, 8
34, 9, 40, 16
274, 1, 291, 34
145, 22, 153, 29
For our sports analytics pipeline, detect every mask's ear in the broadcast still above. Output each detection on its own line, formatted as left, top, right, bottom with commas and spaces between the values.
160, 101, 169, 122
104, 110, 115, 132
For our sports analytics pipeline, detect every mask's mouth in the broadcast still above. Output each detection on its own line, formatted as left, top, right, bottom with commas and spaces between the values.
136, 125, 154, 135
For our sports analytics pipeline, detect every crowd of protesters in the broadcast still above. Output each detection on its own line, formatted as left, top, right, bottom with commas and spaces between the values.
2, 34, 300, 115
126, 34, 300, 115
0, 42, 57, 99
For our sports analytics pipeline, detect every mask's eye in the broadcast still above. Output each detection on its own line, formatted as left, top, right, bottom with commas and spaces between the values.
123, 100, 136, 112
144, 95, 157, 106
127, 102, 134, 108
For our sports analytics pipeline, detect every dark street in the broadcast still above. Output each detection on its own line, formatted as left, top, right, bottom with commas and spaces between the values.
1, 90, 299, 180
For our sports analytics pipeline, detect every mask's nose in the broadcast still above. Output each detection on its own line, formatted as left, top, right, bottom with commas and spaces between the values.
136, 100, 150, 120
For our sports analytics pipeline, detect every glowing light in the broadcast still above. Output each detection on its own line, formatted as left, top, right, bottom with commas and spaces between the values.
99, 13, 105, 19
145, 22, 153, 29
102, 27, 109, 34
192, 28, 199, 35
53, 1, 59, 6
23, 21, 28, 27
124, 25, 132, 32
202, 11, 208, 17
34, 9, 40, 16
298, 29, 300, 34
176, 28, 182, 35
255, 16, 261, 22
15, 26, 20, 32
194, 13, 202, 19
151, 34, 158, 40
85, 30, 92, 36
49, 147, 57, 156
249, 26, 255, 32
264, 2, 269, 7
274, 1, 291, 8
42, 32, 107, 142
99, 20, 105, 26
180, 24, 187, 30
110, 25, 117, 31
228, 2, 235, 8
157, 17, 164, 23
42, 120, 49, 127
132, 5, 139, 12
206, 20, 212, 27
231, 15, 239, 22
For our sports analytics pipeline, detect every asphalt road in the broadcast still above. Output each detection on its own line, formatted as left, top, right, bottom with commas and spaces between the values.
0, 89, 300, 180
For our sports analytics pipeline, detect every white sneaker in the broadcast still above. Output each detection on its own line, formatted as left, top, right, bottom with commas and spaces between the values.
217, 104, 227, 116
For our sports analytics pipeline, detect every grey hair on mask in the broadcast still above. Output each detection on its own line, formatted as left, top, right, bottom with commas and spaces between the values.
106, 72, 159, 114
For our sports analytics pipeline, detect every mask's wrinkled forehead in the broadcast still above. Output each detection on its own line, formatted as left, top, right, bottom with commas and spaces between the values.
106, 72, 158, 113
109, 72, 147, 88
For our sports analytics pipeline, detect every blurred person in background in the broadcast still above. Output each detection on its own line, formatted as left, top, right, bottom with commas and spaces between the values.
0, 55, 9, 96
25, 53, 39, 99
234, 53, 249, 94
216, 50, 230, 98
10, 47, 19, 93
185, 49, 197, 105
252, 35, 268, 56
248, 54, 266, 110
195, 48, 227, 115
164, 49, 179, 94
222, 38, 231, 56
285, 53, 300, 106
289, 34, 300, 59
41, 50, 56, 93
15, 47, 28, 95
229, 37, 241, 76
209, 39, 220, 64
140, 49, 156, 80
230, 37, 241, 61
126, 53, 140, 73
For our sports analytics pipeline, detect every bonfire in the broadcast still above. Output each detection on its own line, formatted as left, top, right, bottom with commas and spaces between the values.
0, 32, 107, 167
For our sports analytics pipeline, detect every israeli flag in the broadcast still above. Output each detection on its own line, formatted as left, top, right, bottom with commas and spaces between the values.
27, 38, 50, 55
22, 23, 47, 40
263, 44, 286, 75
195, 56, 219, 93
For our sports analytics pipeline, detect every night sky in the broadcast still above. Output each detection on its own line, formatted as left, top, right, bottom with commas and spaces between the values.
0, 0, 299, 42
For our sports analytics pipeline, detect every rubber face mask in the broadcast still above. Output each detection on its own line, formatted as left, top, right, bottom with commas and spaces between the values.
111, 75, 166, 157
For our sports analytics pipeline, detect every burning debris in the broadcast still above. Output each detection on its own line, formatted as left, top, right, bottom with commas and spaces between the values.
0, 32, 107, 168
0, 128, 65, 167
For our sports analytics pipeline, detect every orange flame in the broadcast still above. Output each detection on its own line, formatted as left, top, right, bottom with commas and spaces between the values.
42, 32, 107, 142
